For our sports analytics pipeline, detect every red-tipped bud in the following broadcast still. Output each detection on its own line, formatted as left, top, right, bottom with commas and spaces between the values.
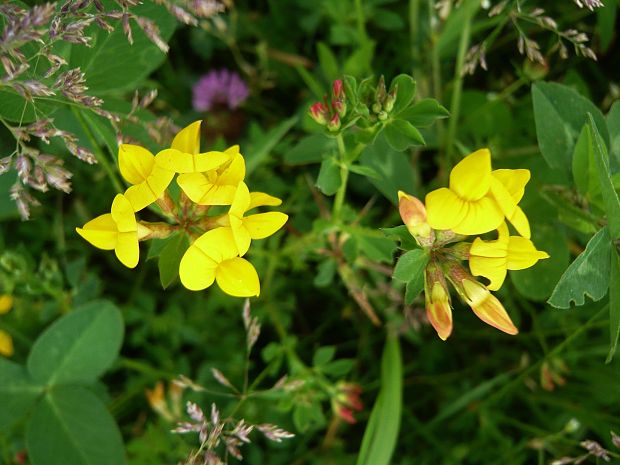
332, 99, 347, 118
398, 191, 433, 247
327, 113, 341, 132
332, 79, 344, 100
425, 262, 452, 340
333, 381, 364, 424
309, 102, 329, 125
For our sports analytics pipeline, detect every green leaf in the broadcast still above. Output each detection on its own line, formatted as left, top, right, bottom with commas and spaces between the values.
285, 134, 335, 165
69, 2, 176, 94
245, 116, 298, 175
313, 346, 336, 367
597, 1, 617, 52
532, 81, 609, 173
372, 8, 405, 30
589, 114, 620, 239
0, 89, 56, 123
381, 225, 419, 250
359, 135, 418, 203
388, 74, 416, 115
572, 124, 595, 197
321, 358, 355, 376
26, 386, 125, 465
0, 359, 42, 430
398, 98, 449, 127
511, 224, 570, 301
357, 234, 397, 263
607, 100, 620, 163
349, 163, 381, 180
317, 42, 340, 81
357, 334, 402, 465
147, 237, 170, 260
158, 233, 189, 289
547, 227, 611, 309
316, 157, 342, 196
314, 258, 337, 287
393, 249, 429, 283
405, 274, 424, 305
343, 39, 375, 77
607, 248, 620, 363
27, 300, 124, 385
383, 119, 425, 152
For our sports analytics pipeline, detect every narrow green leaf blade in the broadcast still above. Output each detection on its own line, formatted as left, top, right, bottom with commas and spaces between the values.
27, 300, 124, 385
357, 334, 402, 465
547, 227, 611, 309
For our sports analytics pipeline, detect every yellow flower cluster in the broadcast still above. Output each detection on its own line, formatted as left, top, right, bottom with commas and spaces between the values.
76, 121, 288, 297
398, 148, 549, 340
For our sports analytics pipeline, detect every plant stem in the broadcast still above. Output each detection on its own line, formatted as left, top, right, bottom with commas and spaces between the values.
444, 13, 471, 166
332, 134, 349, 223
72, 108, 124, 193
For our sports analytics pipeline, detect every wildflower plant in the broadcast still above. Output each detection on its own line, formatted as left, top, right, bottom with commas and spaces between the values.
76, 121, 288, 297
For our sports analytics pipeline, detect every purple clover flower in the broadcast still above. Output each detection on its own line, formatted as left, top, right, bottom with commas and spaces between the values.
192, 69, 249, 112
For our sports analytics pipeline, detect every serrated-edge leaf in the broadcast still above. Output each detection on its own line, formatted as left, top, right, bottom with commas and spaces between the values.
547, 227, 611, 308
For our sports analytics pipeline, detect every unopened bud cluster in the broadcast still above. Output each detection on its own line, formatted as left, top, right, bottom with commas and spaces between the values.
309, 79, 347, 132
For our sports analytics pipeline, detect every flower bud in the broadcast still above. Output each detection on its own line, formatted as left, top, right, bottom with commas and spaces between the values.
398, 191, 433, 247
332, 79, 344, 100
332, 100, 347, 118
327, 113, 341, 132
425, 262, 452, 340
385, 88, 397, 113
309, 102, 329, 125
332, 381, 363, 424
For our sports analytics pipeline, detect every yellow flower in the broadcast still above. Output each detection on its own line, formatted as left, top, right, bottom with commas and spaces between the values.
177, 145, 245, 205
424, 264, 452, 341
155, 121, 229, 173
0, 294, 14, 357
425, 149, 532, 237
227, 182, 288, 256
179, 227, 260, 297
469, 222, 549, 291
118, 144, 176, 212
76, 194, 150, 268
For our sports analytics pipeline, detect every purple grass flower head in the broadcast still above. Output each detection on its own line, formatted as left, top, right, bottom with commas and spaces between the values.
192, 69, 249, 112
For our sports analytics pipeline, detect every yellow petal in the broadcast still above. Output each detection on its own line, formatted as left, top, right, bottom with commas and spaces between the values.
193, 227, 239, 262
194, 151, 230, 173
507, 206, 531, 239
177, 173, 211, 203
450, 148, 492, 201
118, 144, 155, 185
425, 187, 469, 231
490, 176, 517, 219
462, 279, 518, 335
231, 222, 251, 257
172, 120, 201, 155
507, 236, 550, 270
115, 231, 139, 268
124, 183, 157, 212
492, 169, 530, 203
451, 196, 504, 235
218, 153, 245, 185
243, 212, 288, 239
225, 145, 241, 157
111, 194, 137, 233
0, 295, 13, 314
230, 182, 251, 217
199, 185, 238, 206
0, 330, 13, 357
249, 192, 282, 210
147, 164, 174, 198
216, 257, 260, 297
468, 256, 507, 291
179, 244, 217, 291
76, 214, 117, 250
154, 148, 194, 173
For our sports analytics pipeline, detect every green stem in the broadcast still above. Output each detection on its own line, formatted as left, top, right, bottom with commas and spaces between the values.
72, 108, 124, 193
332, 134, 349, 223
444, 13, 471, 165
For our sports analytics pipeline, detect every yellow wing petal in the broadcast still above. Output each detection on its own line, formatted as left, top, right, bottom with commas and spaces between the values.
249, 192, 283, 210
506, 236, 550, 270
194, 151, 230, 173
243, 212, 288, 240
193, 227, 239, 262
451, 196, 504, 236
115, 231, 139, 268
124, 182, 157, 212
425, 187, 469, 231
468, 256, 507, 291
507, 205, 531, 239
146, 164, 174, 198
172, 120, 201, 155
492, 169, 530, 203
76, 214, 117, 250
179, 244, 217, 291
118, 144, 155, 185
230, 182, 251, 217
155, 148, 194, 173
450, 148, 492, 201
216, 257, 260, 297
231, 222, 252, 257
111, 194, 137, 232
177, 173, 212, 204
198, 184, 237, 206
218, 153, 245, 185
